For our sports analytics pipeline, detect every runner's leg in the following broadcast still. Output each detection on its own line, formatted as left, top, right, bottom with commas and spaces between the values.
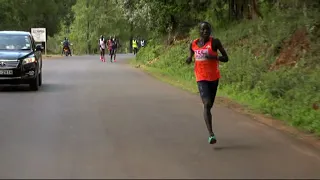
197, 80, 219, 144
102, 48, 105, 62
110, 49, 113, 62
197, 81, 214, 136
100, 48, 103, 60
114, 49, 117, 61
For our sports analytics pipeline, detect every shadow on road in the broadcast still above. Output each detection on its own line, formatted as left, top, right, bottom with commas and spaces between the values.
0, 85, 33, 92
213, 144, 256, 151
40, 83, 71, 92
0, 83, 69, 93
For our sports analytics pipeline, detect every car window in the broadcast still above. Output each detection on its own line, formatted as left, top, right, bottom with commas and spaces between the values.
0, 34, 32, 50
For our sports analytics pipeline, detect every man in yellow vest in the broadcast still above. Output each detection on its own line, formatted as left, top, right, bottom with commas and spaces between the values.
132, 38, 138, 55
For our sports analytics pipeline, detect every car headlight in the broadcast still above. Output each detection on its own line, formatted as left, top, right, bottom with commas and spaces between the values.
22, 57, 36, 64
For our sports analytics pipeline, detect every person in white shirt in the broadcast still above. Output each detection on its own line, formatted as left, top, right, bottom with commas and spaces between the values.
99, 35, 107, 62
141, 39, 145, 47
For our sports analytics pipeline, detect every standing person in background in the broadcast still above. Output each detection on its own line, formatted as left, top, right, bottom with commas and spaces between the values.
132, 38, 138, 55
141, 39, 145, 47
186, 21, 229, 145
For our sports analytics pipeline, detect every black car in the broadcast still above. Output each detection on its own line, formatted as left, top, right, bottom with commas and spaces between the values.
0, 31, 43, 91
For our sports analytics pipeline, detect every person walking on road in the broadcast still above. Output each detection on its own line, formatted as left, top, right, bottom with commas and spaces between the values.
186, 21, 229, 144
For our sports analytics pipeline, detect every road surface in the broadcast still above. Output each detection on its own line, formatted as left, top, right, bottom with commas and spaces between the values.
0, 54, 319, 179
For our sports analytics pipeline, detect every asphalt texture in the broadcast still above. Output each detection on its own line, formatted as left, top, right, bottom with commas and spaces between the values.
0, 54, 320, 179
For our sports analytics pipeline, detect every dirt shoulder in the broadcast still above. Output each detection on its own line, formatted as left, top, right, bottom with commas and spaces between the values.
42, 54, 62, 60
215, 96, 320, 150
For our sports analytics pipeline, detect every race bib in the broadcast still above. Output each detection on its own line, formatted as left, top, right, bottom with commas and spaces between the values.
195, 49, 209, 61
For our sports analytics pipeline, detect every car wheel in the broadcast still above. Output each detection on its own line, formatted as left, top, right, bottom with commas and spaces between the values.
29, 74, 39, 91
38, 72, 42, 86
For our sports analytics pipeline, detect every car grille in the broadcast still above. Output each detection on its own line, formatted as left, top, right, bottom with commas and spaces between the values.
0, 60, 20, 68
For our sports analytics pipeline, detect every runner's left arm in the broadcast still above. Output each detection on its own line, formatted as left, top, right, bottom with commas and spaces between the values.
214, 39, 229, 62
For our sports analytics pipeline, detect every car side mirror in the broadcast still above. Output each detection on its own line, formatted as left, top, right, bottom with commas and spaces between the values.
35, 44, 43, 52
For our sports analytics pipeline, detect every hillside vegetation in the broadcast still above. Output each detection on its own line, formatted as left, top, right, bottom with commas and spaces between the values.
132, 1, 320, 135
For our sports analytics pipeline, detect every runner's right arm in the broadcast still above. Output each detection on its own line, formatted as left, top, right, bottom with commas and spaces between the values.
186, 43, 194, 64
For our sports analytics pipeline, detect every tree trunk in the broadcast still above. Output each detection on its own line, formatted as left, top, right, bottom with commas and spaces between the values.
235, 0, 245, 20
129, 23, 133, 53
229, 0, 262, 20
86, 0, 90, 54
250, 0, 263, 19
166, 14, 176, 45
229, 0, 233, 21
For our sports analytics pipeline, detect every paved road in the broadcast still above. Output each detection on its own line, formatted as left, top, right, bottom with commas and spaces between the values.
0, 54, 320, 179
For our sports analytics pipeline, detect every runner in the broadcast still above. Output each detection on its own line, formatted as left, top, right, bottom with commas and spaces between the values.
186, 21, 229, 144
99, 35, 106, 62
132, 38, 138, 55
110, 37, 118, 63
107, 36, 113, 56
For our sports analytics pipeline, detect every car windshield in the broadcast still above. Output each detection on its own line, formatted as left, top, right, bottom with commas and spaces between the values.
0, 34, 32, 50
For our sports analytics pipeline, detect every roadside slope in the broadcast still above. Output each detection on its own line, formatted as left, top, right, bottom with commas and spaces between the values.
131, 8, 320, 137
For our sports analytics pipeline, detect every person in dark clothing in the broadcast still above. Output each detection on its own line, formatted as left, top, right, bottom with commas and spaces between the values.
61, 37, 72, 56
110, 37, 119, 62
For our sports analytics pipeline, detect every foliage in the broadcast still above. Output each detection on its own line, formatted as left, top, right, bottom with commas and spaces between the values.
0, 0, 76, 36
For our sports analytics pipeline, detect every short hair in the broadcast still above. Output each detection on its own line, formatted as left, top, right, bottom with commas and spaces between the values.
198, 21, 212, 30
